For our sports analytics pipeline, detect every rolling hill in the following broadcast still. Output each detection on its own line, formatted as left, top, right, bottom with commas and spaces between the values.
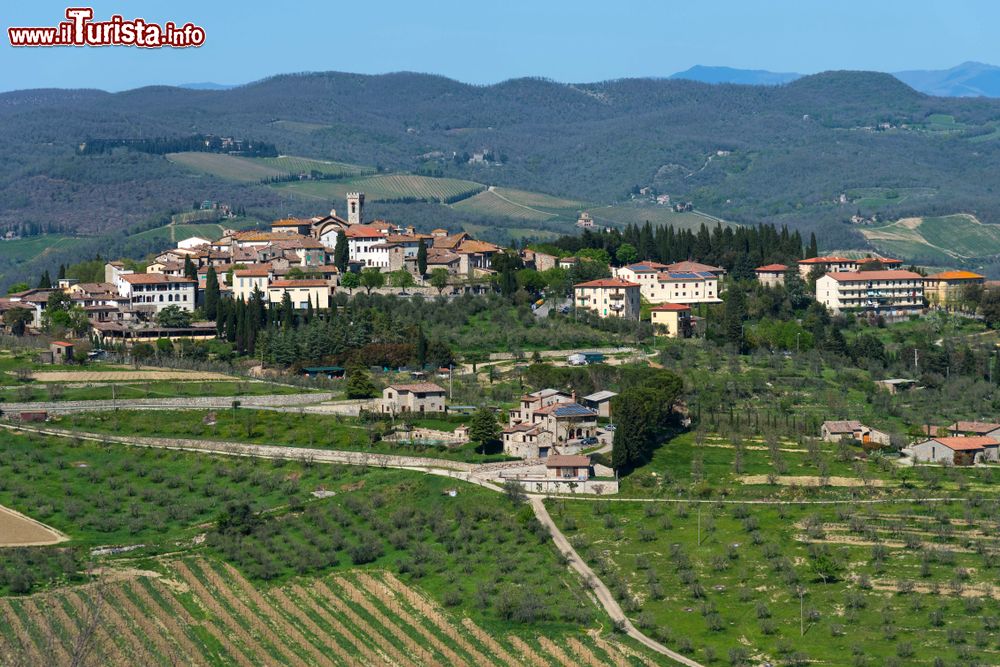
6, 68, 1000, 284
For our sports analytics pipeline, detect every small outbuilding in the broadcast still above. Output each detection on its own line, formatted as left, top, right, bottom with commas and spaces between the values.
910, 436, 998, 465
582, 390, 618, 418
545, 455, 591, 481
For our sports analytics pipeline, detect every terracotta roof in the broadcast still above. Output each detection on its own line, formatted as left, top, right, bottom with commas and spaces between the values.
823, 420, 865, 433
651, 303, 691, 311
122, 274, 195, 285
271, 218, 311, 227
51, 341, 73, 347
755, 263, 788, 272
345, 225, 387, 238
824, 270, 924, 282
926, 271, 986, 281
948, 421, 1000, 434
623, 261, 670, 272
456, 240, 500, 254
930, 436, 999, 450
268, 280, 329, 288
666, 261, 724, 273
387, 383, 446, 394
858, 257, 902, 265
545, 455, 591, 468
799, 256, 855, 264
234, 268, 271, 278
574, 278, 639, 288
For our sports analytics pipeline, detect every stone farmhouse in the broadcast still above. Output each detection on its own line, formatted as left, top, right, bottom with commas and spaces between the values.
503, 388, 599, 459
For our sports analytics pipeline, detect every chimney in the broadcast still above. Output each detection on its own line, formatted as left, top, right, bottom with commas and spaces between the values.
329, 208, 337, 218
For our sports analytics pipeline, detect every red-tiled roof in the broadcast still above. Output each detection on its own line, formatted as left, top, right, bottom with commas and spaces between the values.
948, 421, 1000, 434
51, 341, 73, 347
345, 225, 387, 238
234, 268, 271, 278
651, 303, 691, 311
926, 271, 986, 281
122, 274, 195, 285
799, 256, 855, 264
666, 261, 724, 273
268, 280, 329, 288
755, 263, 788, 272
387, 383, 446, 393
545, 455, 591, 468
930, 436, 999, 450
574, 278, 639, 288
824, 270, 924, 282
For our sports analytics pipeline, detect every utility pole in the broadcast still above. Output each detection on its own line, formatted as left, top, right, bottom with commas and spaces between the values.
697, 504, 702, 546
799, 587, 805, 637
449, 363, 454, 400
914, 348, 919, 375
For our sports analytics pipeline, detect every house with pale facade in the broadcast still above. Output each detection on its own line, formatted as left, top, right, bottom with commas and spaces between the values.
233, 266, 272, 302
377, 383, 447, 414
266, 280, 330, 309
573, 278, 640, 320
820, 420, 890, 446
755, 264, 788, 288
650, 303, 692, 338
910, 436, 998, 465
118, 273, 196, 315
924, 271, 985, 308
815, 271, 924, 316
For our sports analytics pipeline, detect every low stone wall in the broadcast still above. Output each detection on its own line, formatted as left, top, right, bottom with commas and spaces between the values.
504, 477, 619, 495
0, 392, 336, 415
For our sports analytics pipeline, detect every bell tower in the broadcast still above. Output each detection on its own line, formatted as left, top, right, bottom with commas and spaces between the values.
346, 192, 364, 225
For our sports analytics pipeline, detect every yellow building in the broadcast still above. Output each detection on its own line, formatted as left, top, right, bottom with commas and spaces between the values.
923, 270, 985, 308
650, 303, 692, 338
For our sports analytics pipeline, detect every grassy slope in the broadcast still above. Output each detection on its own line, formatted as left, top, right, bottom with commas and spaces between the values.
861, 213, 1000, 261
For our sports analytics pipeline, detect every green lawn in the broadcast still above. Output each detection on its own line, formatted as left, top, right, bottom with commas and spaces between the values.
58, 409, 509, 463
0, 235, 81, 264
0, 379, 309, 402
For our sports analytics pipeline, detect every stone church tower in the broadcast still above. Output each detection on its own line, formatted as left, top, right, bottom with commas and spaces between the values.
346, 192, 365, 225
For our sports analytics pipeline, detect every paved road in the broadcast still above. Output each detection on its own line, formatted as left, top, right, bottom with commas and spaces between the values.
0, 392, 337, 414
530, 497, 704, 667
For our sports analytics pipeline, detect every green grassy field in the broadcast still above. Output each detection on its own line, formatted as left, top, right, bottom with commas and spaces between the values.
861, 213, 1000, 260
451, 189, 559, 221
0, 380, 307, 403
166, 152, 286, 182
0, 429, 638, 666
587, 205, 734, 231
273, 173, 485, 203
0, 235, 81, 265
57, 409, 514, 464
256, 156, 370, 177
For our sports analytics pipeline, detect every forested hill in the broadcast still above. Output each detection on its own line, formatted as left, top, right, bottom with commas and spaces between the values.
4, 69, 1000, 250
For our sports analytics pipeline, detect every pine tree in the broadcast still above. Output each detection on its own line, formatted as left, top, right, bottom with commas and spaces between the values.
468, 407, 501, 454
345, 366, 378, 399
204, 267, 220, 320
417, 239, 428, 277
333, 229, 349, 273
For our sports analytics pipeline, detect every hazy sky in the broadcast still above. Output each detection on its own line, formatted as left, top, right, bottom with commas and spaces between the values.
1, 0, 997, 91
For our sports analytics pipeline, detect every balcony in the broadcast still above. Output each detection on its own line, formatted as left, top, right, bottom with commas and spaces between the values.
608, 292, 625, 300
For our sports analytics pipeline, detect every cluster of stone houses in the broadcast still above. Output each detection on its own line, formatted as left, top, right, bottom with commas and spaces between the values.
822, 418, 1000, 466
502, 388, 600, 459
0, 193, 511, 343
756, 256, 985, 317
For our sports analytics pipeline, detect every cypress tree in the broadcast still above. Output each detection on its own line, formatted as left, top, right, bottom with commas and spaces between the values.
204, 267, 220, 320
417, 239, 428, 277
281, 291, 294, 330
334, 229, 349, 273
183, 256, 197, 280
38, 270, 51, 289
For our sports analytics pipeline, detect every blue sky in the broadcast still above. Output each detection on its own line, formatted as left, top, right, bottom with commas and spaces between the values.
0, 0, 996, 91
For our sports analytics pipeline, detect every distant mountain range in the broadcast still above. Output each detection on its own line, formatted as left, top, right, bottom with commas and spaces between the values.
670, 62, 1000, 98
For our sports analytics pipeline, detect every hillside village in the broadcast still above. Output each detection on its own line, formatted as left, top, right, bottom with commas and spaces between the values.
6, 191, 1000, 666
